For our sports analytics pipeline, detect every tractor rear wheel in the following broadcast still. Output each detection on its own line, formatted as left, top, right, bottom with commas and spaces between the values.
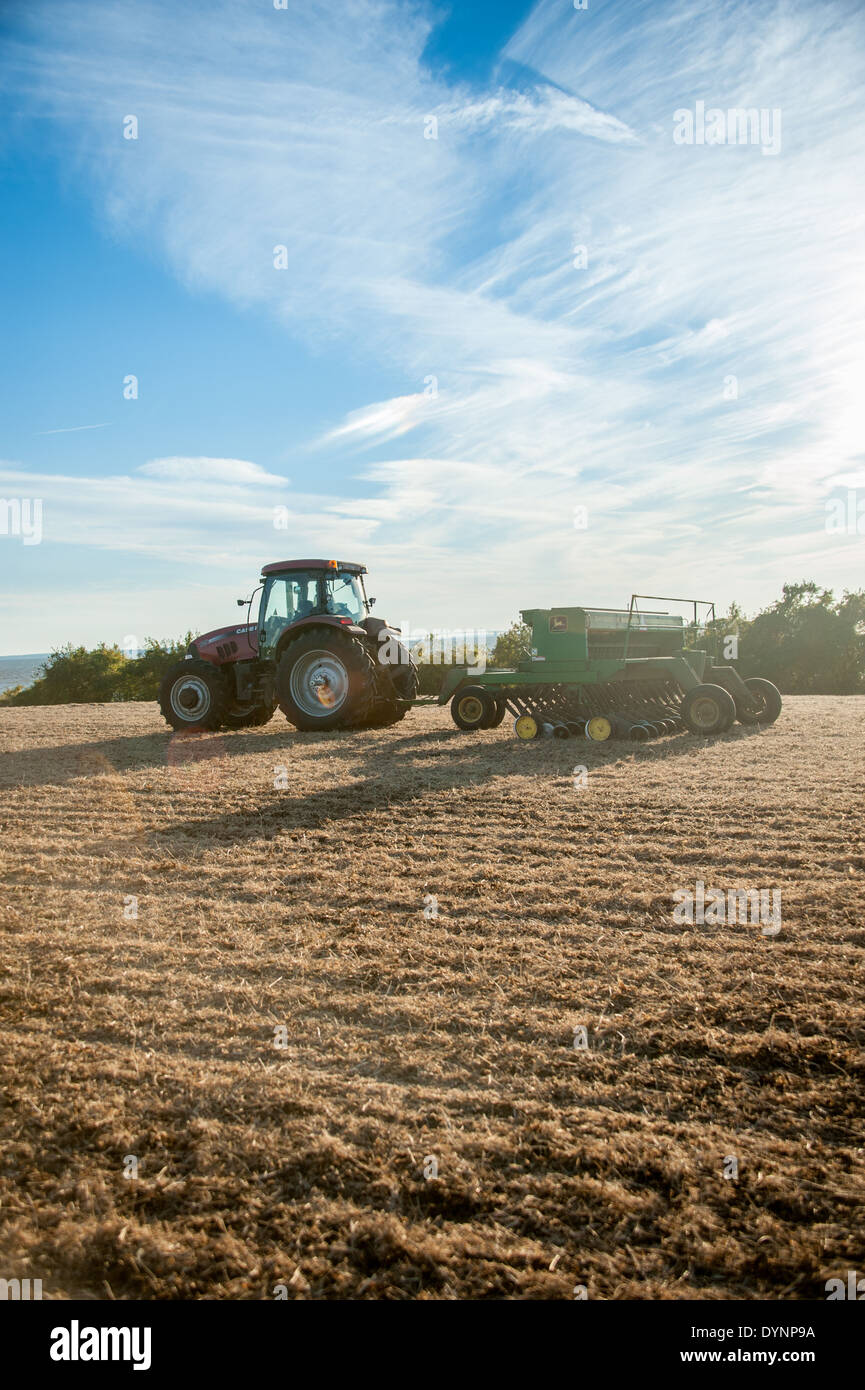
682, 684, 736, 735
277, 629, 376, 730
451, 685, 495, 731
387, 655, 419, 704
223, 700, 278, 729
159, 659, 228, 732
383, 651, 419, 723
735, 677, 782, 725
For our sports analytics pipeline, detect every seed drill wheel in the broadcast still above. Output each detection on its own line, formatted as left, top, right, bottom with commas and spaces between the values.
451, 685, 496, 731
514, 714, 539, 740
483, 696, 508, 728
681, 683, 736, 735
585, 715, 612, 742
735, 677, 782, 726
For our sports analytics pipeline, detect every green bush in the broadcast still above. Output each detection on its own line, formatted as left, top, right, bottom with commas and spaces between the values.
490, 621, 531, 668
414, 662, 447, 697
0, 635, 195, 706
735, 583, 865, 694
412, 633, 492, 697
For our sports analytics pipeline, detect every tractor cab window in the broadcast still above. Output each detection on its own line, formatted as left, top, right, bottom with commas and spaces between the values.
324, 572, 366, 622
261, 573, 320, 645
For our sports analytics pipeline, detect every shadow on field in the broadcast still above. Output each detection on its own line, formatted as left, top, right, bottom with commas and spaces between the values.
0, 714, 767, 803
156, 720, 769, 845
0, 725, 304, 788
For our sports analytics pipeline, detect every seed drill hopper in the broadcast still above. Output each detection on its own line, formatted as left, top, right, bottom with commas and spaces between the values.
439, 594, 781, 741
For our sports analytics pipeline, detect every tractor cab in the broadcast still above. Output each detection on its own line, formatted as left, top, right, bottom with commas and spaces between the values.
257, 559, 371, 657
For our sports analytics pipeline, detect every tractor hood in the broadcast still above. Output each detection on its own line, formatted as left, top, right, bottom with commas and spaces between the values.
192, 622, 258, 664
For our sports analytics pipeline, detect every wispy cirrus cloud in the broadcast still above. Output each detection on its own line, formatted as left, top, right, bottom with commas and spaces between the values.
429, 85, 638, 142
322, 395, 432, 446
34, 423, 111, 436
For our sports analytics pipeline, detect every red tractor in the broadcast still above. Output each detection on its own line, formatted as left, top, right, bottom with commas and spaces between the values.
159, 559, 418, 733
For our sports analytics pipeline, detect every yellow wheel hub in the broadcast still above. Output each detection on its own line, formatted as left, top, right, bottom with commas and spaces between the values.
514, 714, 538, 740
458, 696, 484, 723
585, 715, 612, 741
691, 697, 719, 729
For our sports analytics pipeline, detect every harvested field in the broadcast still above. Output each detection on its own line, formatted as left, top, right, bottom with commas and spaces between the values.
0, 696, 863, 1300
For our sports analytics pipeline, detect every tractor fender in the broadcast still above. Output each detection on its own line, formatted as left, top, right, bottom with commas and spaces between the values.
273, 618, 367, 662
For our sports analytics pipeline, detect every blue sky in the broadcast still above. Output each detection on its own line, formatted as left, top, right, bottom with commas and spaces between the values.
1, 0, 864, 654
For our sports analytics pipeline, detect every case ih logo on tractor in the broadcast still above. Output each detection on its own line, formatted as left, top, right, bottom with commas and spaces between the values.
159, 559, 418, 733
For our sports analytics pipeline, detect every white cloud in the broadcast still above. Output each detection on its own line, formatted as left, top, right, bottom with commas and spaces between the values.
435, 86, 638, 143
323, 395, 431, 445
138, 457, 287, 486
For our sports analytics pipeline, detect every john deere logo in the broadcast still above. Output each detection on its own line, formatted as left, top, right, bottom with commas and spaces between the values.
550, 615, 567, 632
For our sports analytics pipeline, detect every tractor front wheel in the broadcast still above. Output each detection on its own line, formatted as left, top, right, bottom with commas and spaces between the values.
451, 685, 495, 731
735, 677, 782, 725
159, 659, 228, 732
682, 683, 736, 735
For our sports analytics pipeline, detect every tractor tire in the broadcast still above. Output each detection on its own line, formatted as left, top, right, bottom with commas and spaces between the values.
373, 640, 418, 724
276, 629, 376, 731
385, 653, 419, 723
223, 700, 278, 730
387, 654, 419, 704
735, 677, 782, 726
451, 685, 496, 731
482, 696, 508, 729
365, 701, 402, 728
682, 683, 737, 735
159, 659, 228, 732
